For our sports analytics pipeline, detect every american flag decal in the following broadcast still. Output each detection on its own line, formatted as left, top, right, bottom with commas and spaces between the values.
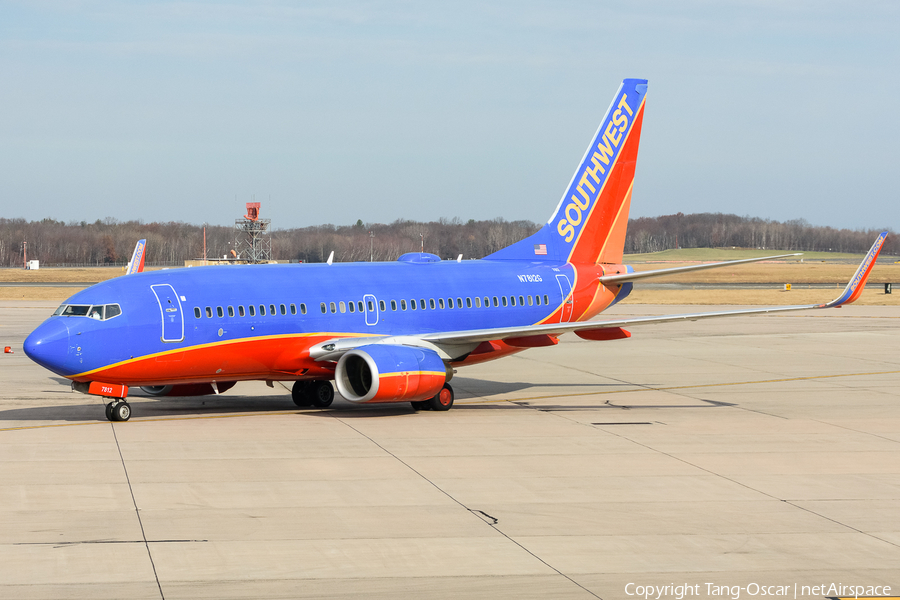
534, 244, 547, 255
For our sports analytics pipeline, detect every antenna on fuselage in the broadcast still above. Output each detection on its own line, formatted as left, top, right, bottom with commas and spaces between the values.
326, 251, 334, 265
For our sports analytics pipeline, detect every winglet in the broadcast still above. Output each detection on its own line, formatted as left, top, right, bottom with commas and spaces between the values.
125, 239, 147, 275
823, 232, 888, 307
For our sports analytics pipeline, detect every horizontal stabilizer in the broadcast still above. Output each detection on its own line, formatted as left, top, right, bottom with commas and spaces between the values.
599, 253, 801, 285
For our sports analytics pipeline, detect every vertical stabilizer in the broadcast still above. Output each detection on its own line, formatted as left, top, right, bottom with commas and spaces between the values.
125, 239, 147, 275
486, 79, 647, 264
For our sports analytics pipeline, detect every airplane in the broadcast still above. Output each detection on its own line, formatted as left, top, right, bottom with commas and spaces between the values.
125, 239, 147, 275
23, 78, 888, 422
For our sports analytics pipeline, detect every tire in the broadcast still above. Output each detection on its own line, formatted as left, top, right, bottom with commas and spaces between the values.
308, 381, 334, 408
426, 383, 454, 411
105, 402, 115, 421
291, 381, 312, 407
410, 400, 430, 411
113, 402, 131, 422
140, 385, 173, 397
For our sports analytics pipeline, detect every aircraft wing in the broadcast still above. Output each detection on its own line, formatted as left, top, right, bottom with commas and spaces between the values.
424, 232, 887, 344
310, 232, 887, 361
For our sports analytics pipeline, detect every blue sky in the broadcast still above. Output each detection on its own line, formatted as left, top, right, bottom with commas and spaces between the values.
1, 1, 897, 231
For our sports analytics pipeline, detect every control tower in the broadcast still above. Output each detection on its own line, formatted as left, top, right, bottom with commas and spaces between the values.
234, 202, 272, 263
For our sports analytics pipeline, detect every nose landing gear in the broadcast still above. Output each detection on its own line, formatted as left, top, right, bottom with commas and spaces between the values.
105, 400, 131, 422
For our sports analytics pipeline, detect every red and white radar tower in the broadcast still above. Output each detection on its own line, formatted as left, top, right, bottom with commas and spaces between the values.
234, 202, 272, 263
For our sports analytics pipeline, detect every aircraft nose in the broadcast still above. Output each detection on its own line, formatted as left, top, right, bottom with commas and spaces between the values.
24, 318, 72, 375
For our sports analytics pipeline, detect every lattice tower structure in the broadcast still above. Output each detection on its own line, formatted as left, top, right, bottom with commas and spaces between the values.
235, 202, 272, 264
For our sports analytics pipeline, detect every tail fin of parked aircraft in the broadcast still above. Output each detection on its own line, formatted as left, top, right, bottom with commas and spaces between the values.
125, 239, 147, 275
486, 78, 648, 265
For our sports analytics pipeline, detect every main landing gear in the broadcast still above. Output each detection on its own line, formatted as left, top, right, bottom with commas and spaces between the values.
411, 383, 454, 412
105, 400, 131, 422
291, 380, 335, 408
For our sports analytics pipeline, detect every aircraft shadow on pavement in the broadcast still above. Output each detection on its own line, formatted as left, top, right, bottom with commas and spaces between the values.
0, 379, 724, 424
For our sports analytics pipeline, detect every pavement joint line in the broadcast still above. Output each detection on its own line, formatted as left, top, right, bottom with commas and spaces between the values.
329, 414, 603, 600
2, 368, 898, 431
812, 418, 900, 446
463, 369, 900, 405
110, 422, 165, 600
532, 402, 900, 553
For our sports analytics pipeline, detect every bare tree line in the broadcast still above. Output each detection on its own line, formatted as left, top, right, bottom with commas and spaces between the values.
624, 213, 896, 255
0, 214, 895, 267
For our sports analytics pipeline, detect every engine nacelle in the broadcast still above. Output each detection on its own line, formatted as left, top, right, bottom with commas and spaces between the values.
335, 344, 446, 403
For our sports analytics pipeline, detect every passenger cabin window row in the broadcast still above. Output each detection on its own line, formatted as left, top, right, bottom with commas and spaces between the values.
194, 303, 306, 319
367, 294, 551, 312
193, 295, 553, 320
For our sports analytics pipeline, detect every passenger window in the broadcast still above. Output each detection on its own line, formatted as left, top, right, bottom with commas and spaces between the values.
475, 297, 481, 308
290, 304, 296, 315
320, 302, 327, 314
227, 306, 234, 317
105, 304, 121, 319
259, 305, 266, 316
535, 295, 542, 306
401, 299, 407, 310
502, 297, 508, 307
543, 294, 549, 304
280, 304, 286, 315
249, 305, 256, 317
429, 299, 435, 309
270, 304, 276, 316
457, 297, 463, 308
528, 295, 534, 306
217, 306, 224, 317
510, 296, 516, 307
379, 300, 386, 311
300, 303, 307, 315
339, 301, 346, 313
391, 300, 397, 311
493, 296, 499, 307
367, 300, 374, 312
446, 298, 452, 309
194, 307, 201, 318
465, 297, 471, 308
239, 305, 245, 317
206, 307, 213, 318
439, 298, 445, 309
348, 301, 355, 313
410, 299, 416, 311
357, 301, 364, 312
330, 302, 337, 314
519, 295, 525, 306
420, 299, 426, 310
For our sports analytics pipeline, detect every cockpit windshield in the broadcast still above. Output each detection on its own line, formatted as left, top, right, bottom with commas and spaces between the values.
54, 304, 122, 320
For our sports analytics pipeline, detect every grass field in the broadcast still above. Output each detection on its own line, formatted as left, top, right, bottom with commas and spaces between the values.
624, 247, 892, 263
622, 286, 897, 306
1, 256, 897, 305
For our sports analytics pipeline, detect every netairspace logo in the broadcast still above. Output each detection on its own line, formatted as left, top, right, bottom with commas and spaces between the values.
624, 582, 892, 599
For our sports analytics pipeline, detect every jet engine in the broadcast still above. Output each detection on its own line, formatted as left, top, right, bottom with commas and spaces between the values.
334, 344, 446, 403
